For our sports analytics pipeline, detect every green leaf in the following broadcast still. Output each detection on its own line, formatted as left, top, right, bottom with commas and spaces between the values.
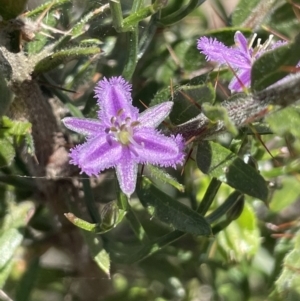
270, 177, 300, 213
26, 0, 71, 18
149, 86, 173, 107
146, 165, 184, 192
266, 106, 300, 139
64, 209, 125, 234
201, 103, 238, 136
81, 231, 111, 277
54, 5, 109, 49
1, 116, 31, 136
0, 228, 25, 269
66, 194, 111, 277
34, 46, 101, 74
251, 34, 300, 91
0, 137, 15, 168
110, 230, 186, 264
169, 84, 215, 125
206, 191, 244, 224
0, 201, 35, 233
117, 190, 149, 242
216, 202, 260, 262
267, 2, 300, 39
0, 0, 27, 19
0, 259, 13, 289
196, 141, 268, 201
27, 9, 58, 54
136, 177, 212, 236
232, 0, 277, 28
271, 233, 300, 300
0, 201, 34, 274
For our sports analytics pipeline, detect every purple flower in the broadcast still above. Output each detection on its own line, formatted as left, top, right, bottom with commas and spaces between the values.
62, 76, 185, 197
197, 31, 285, 92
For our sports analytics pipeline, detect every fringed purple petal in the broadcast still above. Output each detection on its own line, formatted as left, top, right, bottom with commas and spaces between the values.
228, 69, 251, 92
69, 134, 122, 176
116, 148, 138, 197
133, 128, 185, 167
270, 40, 287, 50
62, 117, 104, 136
94, 76, 139, 121
138, 102, 173, 128
234, 31, 248, 53
197, 36, 229, 64
197, 36, 249, 68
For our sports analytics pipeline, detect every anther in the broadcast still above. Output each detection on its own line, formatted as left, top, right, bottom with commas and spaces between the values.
131, 121, 140, 127
111, 116, 116, 124
120, 124, 127, 131
117, 109, 124, 116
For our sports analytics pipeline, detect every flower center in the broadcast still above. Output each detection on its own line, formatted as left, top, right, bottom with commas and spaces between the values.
106, 109, 141, 148
118, 129, 131, 145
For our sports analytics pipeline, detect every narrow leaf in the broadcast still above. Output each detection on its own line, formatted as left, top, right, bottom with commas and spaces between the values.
196, 141, 268, 201
202, 103, 238, 136
137, 177, 212, 236
0, 228, 24, 269
0, 260, 13, 289
34, 47, 101, 74
170, 84, 215, 125
0, 137, 15, 168
232, 0, 277, 28
216, 202, 260, 262
206, 191, 243, 224
251, 34, 300, 91
81, 231, 110, 278
146, 164, 184, 192
0, 0, 27, 19
0, 201, 35, 270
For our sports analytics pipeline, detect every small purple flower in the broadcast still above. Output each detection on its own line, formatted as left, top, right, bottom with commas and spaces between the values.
197, 31, 285, 92
62, 76, 185, 197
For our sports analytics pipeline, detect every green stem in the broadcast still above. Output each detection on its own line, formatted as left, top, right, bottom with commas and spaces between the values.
109, 0, 124, 31
205, 190, 242, 224
82, 176, 101, 223
131, 0, 143, 12
197, 177, 221, 215
122, 28, 138, 80
122, 0, 167, 32
117, 190, 149, 242
138, 14, 159, 59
